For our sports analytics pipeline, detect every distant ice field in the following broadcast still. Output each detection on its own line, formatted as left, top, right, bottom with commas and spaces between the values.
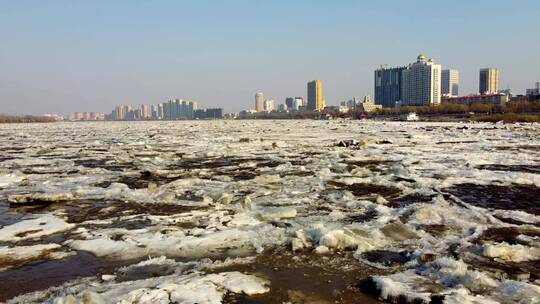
0, 120, 539, 303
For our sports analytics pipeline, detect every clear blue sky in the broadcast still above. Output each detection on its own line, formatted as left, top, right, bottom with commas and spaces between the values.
1, 0, 539, 115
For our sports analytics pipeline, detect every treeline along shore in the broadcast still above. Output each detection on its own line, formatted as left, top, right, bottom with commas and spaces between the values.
242, 100, 540, 123
0, 115, 58, 123
2, 100, 540, 123
373, 100, 540, 123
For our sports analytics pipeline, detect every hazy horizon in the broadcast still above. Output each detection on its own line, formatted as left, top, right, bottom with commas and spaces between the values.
1, 0, 539, 115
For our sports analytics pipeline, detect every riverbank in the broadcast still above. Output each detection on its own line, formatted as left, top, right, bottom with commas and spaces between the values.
0, 115, 57, 123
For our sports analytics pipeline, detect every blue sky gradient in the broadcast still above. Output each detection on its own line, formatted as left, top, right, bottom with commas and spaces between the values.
1, 0, 539, 114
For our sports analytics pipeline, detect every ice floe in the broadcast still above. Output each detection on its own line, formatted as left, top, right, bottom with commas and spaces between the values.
0, 214, 74, 242
1, 120, 539, 303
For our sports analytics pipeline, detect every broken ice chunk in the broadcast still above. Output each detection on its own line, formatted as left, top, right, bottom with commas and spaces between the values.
0, 244, 73, 271
256, 207, 297, 222
0, 214, 74, 242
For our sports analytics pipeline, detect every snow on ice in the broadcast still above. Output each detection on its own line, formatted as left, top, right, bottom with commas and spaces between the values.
0, 120, 539, 303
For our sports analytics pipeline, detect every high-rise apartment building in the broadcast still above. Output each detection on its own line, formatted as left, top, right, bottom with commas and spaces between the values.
295, 97, 304, 107
401, 54, 441, 106
151, 104, 158, 119
255, 92, 265, 112
307, 80, 324, 111
441, 69, 459, 96
374, 66, 406, 108
285, 97, 294, 109
158, 104, 164, 119
141, 104, 149, 119
114, 106, 123, 120
263, 99, 275, 112
479, 68, 499, 94
285, 97, 304, 111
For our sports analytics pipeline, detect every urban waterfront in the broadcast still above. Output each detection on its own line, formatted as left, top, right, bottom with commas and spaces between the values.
0, 120, 539, 303
2, 1, 540, 303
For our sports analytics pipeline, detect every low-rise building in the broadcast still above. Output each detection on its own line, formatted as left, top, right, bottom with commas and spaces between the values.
526, 82, 540, 96
67, 112, 105, 121
356, 95, 382, 112
338, 106, 349, 113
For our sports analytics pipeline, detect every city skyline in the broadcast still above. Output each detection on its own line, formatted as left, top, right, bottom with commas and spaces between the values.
1, 1, 539, 115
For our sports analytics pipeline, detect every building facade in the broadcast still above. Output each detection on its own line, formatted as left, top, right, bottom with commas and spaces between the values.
194, 108, 223, 119
285, 97, 294, 109
141, 104, 149, 119
441, 69, 459, 96
277, 104, 287, 112
307, 80, 324, 111
479, 68, 499, 94
294, 97, 304, 111
151, 105, 158, 119
263, 99, 275, 112
255, 92, 265, 112
374, 66, 406, 108
401, 54, 441, 106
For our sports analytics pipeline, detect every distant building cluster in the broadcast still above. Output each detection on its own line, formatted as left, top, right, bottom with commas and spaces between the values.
251, 80, 324, 114
66, 112, 105, 121
285, 97, 305, 111
248, 77, 390, 117
375, 54, 442, 107
108, 99, 223, 120
339, 96, 382, 113
526, 82, 540, 97
374, 53, 504, 108
62, 52, 538, 122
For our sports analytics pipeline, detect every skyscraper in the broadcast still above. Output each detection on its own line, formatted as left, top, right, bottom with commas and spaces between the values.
401, 54, 441, 106
187, 101, 197, 119
141, 104, 149, 119
294, 97, 304, 108
114, 105, 123, 120
151, 104, 158, 119
441, 69, 459, 96
263, 99, 275, 112
479, 68, 499, 94
285, 97, 294, 109
307, 80, 324, 111
158, 104, 164, 119
255, 92, 265, 112
374, 66, 406, 108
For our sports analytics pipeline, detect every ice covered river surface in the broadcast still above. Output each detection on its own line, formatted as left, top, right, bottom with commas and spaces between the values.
0, 120, 539, 304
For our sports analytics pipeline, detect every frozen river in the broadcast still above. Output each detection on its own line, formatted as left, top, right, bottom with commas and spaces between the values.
0, 120, 539, 303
